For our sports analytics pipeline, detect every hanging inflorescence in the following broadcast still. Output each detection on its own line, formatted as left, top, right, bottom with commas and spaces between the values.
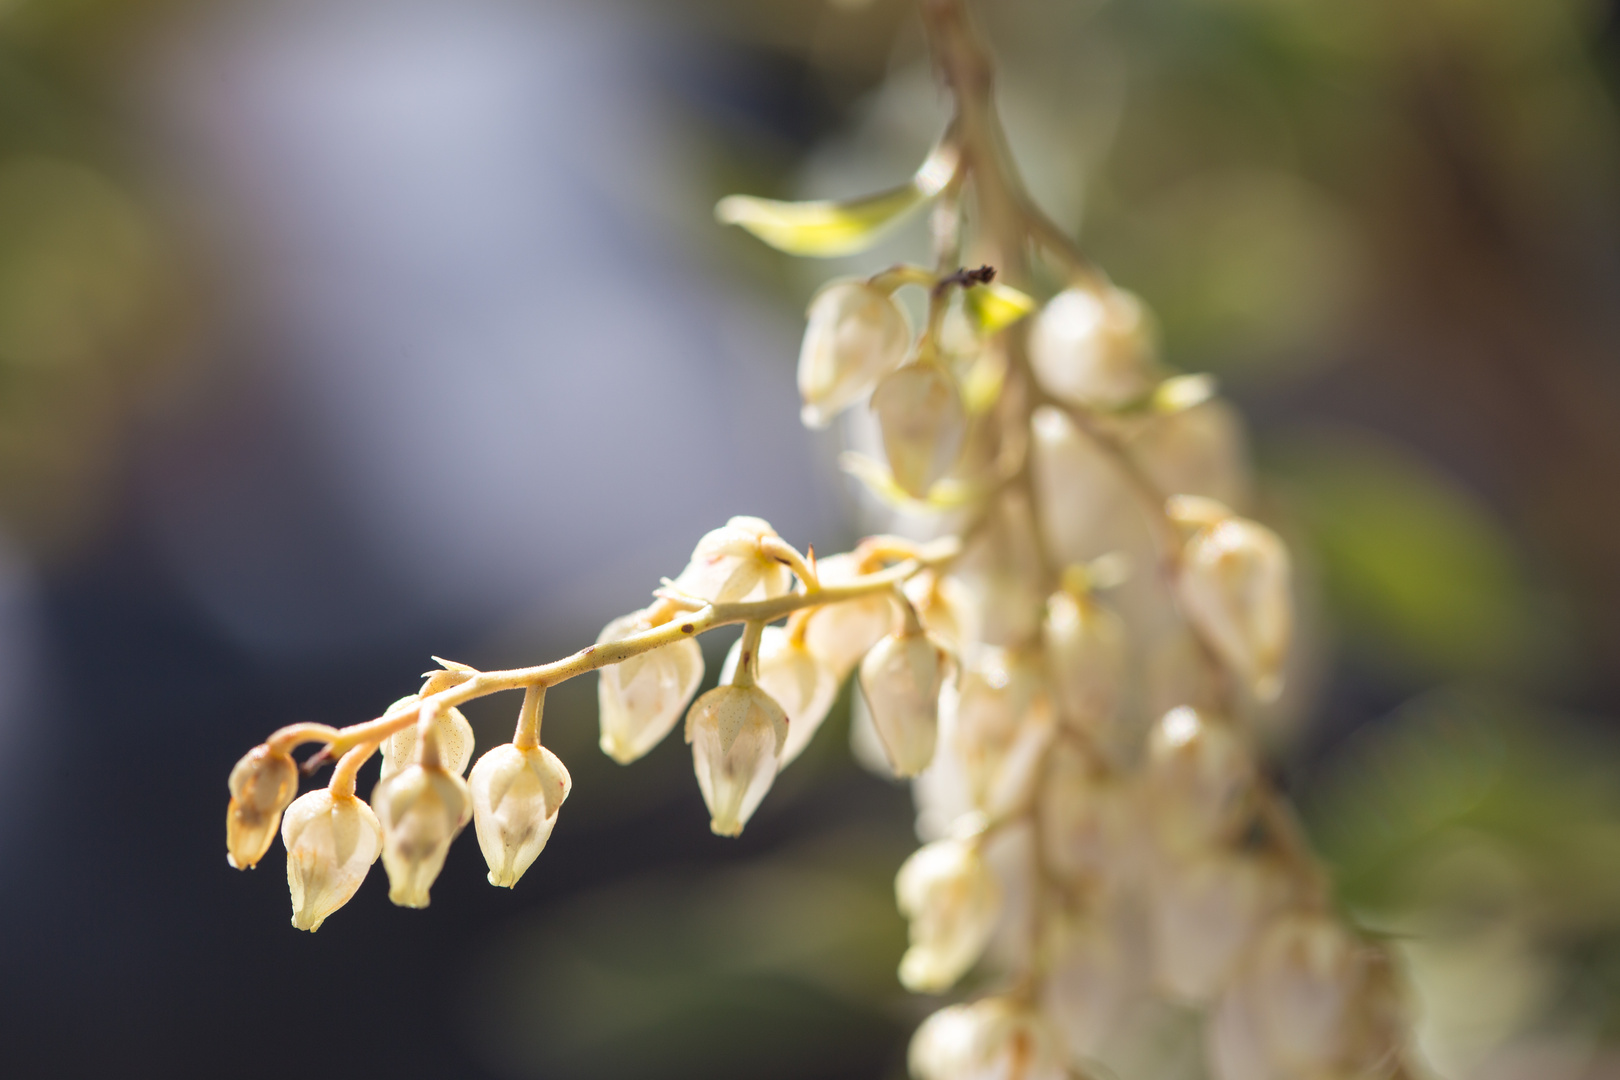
224, 3, 1418, 1078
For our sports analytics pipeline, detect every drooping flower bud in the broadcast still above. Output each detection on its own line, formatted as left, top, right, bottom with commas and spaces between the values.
685, 684, 789, 836
1038, 740, 1133, 886
672, 516, 793, 604
1250, 914, 1386, 1074
281, 789, 382, 932
1170, 500, 1292, 702
468, 742, 572, 888
1149, 851, 1290, 1003
909, 997, 1068, 1080
859, 630, 952, 777
1135, 399, 1251, 510
596, 608, 705, 764
895, 837, 1001, 993
378, 695, 475, 780
1146, 706, 1256, 851
871, 362, 966, 498
1027, 285, 1157, 410
721, 627, 837, 767
1029, 405, 1129, 566
949, 492, 1046, 648
226, 744, 299, 870
803, 552, 896, 679
798, 280, 912, 428
372, 762, 471, 908
944, 648, 1055, 817
1042, 906, 1146, 1060
1043, 590, 1125, 733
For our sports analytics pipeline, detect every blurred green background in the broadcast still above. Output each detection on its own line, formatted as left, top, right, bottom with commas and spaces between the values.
0, 0, 1618, 1077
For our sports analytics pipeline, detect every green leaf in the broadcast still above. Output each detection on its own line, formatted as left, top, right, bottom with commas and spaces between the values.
716, 143, 958, 258
964, 281, 1037, 334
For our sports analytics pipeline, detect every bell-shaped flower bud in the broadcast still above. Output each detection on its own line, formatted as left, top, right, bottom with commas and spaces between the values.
896, 837, 1001, 993
1043, 590, 1125, 733
226, 744, 299, 869
469, 743, 572, 888
1042, 905, 1147, 1060
378, 695, 475, 780
944, 648, 1055, 817
281, 789, 382, 932
858, 629, 952, 778
1170, 501, 1292, 702
596, 608, 705, 764
721, 627, 837, 767
798, 280, 912, 428
871, 362, 966, 498
1029, 405, 1130, 566
1027, 285, 1157, 410
1149, 851, 1290, 1003
1038, 740, 1134, 887
909, 997, 1068, 1080
1250, 914, 1384, 1074
1135, 399, 1251, 509
685, 684, 789, 836
950, 492, 1046, 648
803, 553, 896, 679
1146, 706, 1257, 851
372, 762, 471, 908
672, 516, 793, 604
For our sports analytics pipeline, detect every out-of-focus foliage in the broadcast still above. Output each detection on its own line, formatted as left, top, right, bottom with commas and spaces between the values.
0, 0, 184, 556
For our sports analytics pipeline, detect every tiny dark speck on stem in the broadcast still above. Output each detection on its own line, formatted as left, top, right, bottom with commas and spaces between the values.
681, 624, 695, 633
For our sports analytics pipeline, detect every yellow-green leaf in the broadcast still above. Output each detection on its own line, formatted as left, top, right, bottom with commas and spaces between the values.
964, 281, 1036, 334
716, 144, 958, 258
838, 452, 980, 509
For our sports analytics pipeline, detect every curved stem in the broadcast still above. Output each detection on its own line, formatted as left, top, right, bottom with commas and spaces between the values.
328, 741, 378, 799
513, 683, 545, 750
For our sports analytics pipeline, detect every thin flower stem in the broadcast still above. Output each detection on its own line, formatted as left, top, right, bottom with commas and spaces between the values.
267, 538, 961, 763
513, 683, 545, 750
327, 741, 378, 799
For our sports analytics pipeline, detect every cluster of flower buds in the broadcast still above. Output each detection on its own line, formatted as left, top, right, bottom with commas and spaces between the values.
223, 8, 1417, 1078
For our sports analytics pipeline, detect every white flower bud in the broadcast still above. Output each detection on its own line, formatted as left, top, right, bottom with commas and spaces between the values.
803, 553, 896, 679
1042, 591, 1125, 732
685, 684, 788, 836
1150, 852, 1289, 1003
944, 649, 1055, 817
672, 516, 793, 604
1042, 908, 1145, 1060
1038, 740, 1133, 886
721, 627, 837, 767
1028, 285, 1156, 410
469, 743, 571, 888
896, 838, 1001, 993
1172, 505, 1292, 702
909, 998, 1067, 1080
226, 744, 299, 870
871, 363, 966, 498
596, 609, 705, 764
1135, 399, 1251, 509
281, 789, 382, 932
1250, 914, 1373, 1073
378, 695, 475, 780
1146, 707, 1256, 851
798, 280, 912, 428
372, 762, 471, 908
858, 630, 952, 778
950, 493, 1046, 648
1030, 405, 1130, 565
